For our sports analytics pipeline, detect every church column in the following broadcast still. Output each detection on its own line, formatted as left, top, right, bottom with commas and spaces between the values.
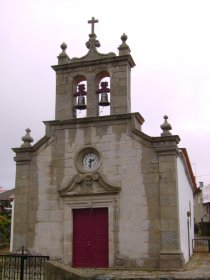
110, 34, 134, 115
155, 116, 184, 269
86, 72, 99, 118
12, 129, 33, 250
110, 64, 131, 115
54, 70, 73, 120
53, 43, 73, 121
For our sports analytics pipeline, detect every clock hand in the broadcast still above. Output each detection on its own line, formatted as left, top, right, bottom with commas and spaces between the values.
88, 158, 94, 168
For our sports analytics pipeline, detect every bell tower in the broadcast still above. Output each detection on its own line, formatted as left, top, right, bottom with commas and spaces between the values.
52, 17, 135, 120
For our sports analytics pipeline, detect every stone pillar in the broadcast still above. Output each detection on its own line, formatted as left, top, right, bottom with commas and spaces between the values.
155, 136, 185, 269
86, 72, 99, 118
110, 63, 131, 115
12, 149, 32, 250
108, 33, 133, 115
54, 71, 73, 120
53, 43, 74, 120
12, 129, 33, 250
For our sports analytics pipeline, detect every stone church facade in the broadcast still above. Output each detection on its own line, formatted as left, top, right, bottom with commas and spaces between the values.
12, 18, 196, 269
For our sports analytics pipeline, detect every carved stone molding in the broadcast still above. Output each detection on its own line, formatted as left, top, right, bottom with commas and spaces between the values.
115, 257, 126, 266
58, 172, 121, 197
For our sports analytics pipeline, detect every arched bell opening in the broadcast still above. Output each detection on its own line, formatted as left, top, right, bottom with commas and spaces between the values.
95, 71, 110, 116
73, 75, 87, 118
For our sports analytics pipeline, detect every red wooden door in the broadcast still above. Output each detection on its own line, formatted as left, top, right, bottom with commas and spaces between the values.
72, 208, 108, 268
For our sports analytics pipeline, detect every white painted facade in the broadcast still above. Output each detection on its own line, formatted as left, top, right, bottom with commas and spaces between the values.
177, 153, 194, 263
202, 184, 210, 204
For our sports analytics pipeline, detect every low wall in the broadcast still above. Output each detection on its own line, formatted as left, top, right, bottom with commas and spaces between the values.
45, 261, 92, 280
199, 222, 210, 236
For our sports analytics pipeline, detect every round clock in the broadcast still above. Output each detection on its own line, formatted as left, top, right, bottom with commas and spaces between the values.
75, 146, 101, 173
83, 153, 99, 169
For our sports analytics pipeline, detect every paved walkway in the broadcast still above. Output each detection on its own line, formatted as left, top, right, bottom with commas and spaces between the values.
69, 253, 210, 279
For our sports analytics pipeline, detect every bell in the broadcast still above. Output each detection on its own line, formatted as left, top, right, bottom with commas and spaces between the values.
75, 96, 86, 110
99, 93, 110, 107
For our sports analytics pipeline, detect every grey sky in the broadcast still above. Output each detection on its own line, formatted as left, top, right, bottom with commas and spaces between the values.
0, 0, 210, 188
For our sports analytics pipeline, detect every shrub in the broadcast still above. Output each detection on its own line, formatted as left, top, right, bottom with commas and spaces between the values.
0, 213, 10, 243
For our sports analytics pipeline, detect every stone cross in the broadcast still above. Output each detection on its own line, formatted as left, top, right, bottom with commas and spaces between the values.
88, 17, 98, 34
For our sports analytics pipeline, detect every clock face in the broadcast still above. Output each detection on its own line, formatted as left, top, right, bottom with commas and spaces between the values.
83, 153, 99, 169
75, 147, 101, 173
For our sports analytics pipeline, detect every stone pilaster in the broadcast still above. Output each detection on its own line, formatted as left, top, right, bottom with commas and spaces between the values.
154, 135, 185, 269
110, 59, 132, 115
54, 70, 73, 120
12, 147, 33, 250
12, 129, 34, 250
86, 72, 98, 118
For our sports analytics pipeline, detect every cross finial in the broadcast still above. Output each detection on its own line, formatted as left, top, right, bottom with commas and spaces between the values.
88, 17, 98, 35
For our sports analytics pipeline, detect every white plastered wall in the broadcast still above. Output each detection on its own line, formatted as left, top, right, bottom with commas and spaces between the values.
177, 155, 194, 263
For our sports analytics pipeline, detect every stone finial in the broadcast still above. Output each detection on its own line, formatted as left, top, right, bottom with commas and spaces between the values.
21, 128, 34, 148
121, 33, 128, 43
57, 42, 70, 65
85, 33, 101, 50
118, 33, 131, 55
60, 42, 67, 52
160, 115, 172, 136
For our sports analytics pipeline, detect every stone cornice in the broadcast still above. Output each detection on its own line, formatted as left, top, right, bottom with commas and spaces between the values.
12, 147, 34, 153
152, 135, 180, 144
12, 136, 50, 154
33, 136, 51, 150
52, 54, 135, 72
155, 145, 180, 156
131, 121, 181, 148
132, 128, 152, 142
44, 112, 143, 128
153, 135, 180, 156
12, 136, 51, 164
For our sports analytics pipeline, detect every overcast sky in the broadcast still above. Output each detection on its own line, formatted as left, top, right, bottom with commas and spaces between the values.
0, 0, 210, 188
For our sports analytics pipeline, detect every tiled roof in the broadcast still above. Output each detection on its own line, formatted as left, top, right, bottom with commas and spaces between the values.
0, 189, 14, 201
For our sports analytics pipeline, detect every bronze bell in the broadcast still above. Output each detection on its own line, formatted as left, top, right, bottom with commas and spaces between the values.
75, 96, 86, 110
99, 92, 110, 107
